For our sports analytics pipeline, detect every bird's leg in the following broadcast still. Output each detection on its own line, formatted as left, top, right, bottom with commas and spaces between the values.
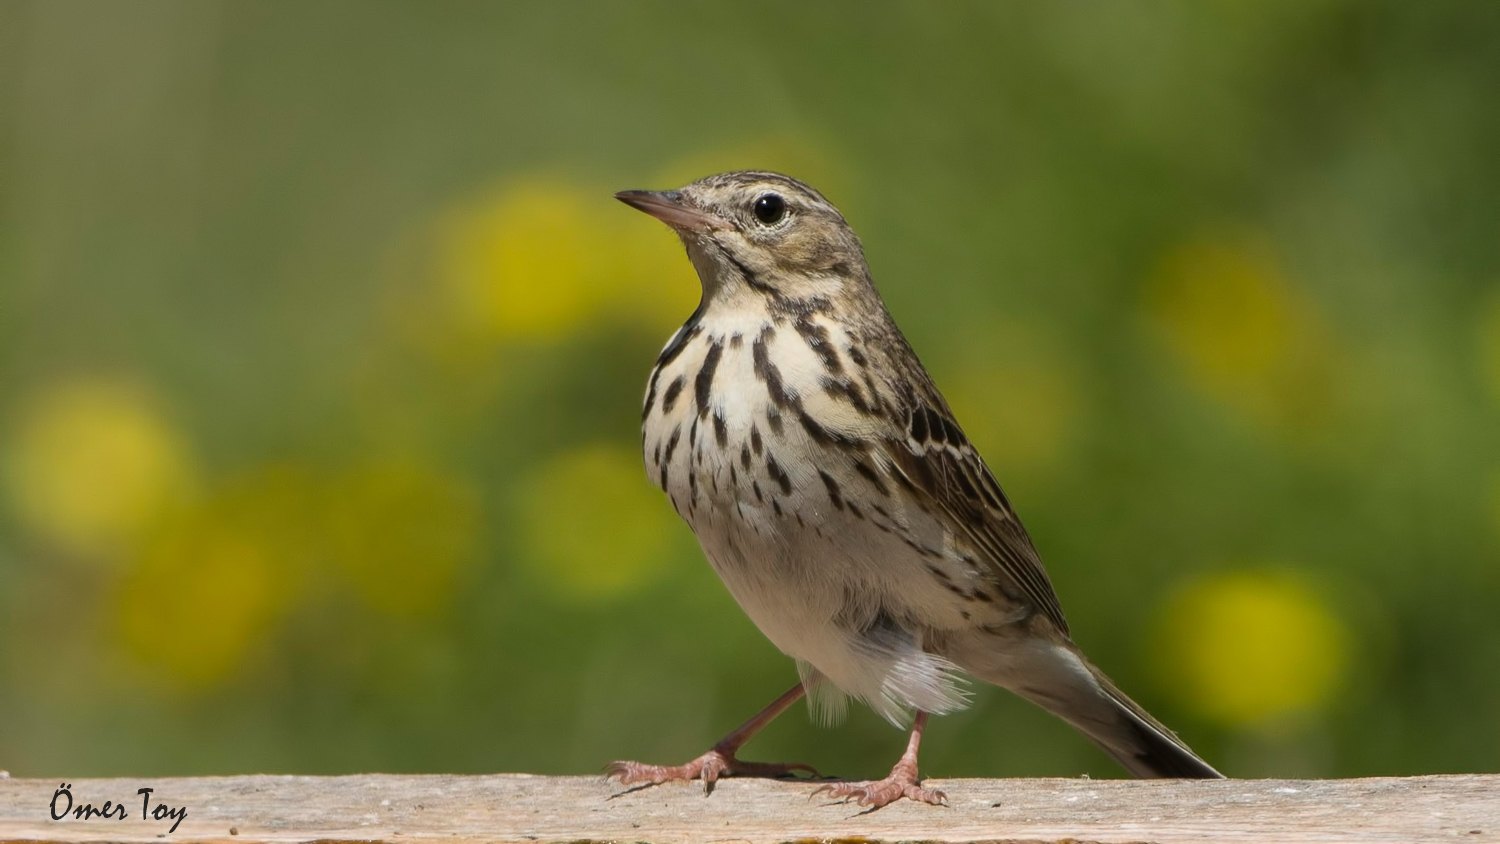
813, 711, 946, 809
607, 682, 819, 793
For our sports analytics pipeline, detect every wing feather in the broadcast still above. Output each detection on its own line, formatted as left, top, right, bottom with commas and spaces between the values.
879, 403, 1071, 636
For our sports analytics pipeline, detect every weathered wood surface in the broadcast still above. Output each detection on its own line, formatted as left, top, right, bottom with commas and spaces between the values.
0, 773, 1495, 844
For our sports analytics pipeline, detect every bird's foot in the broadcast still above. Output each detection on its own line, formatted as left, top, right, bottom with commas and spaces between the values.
811, 762, 945, 809
607, 748, 818, 794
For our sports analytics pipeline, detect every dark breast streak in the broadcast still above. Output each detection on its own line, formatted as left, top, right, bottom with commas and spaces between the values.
648, 314, 861, 520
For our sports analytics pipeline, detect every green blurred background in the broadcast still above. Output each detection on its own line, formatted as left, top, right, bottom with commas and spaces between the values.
1, 0, 1498, 781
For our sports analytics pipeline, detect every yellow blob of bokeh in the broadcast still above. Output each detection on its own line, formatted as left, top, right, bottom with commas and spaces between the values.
116, 464, 325, 687
327, 459, 481, 619
5, 378, 196, 557
1151, 238, 1293, 379
437, 176, 696, 349
520, 444, 677, 601
1145, 235, 1340, 431
115, 458, 480, 687
118, 502, 281, 688
446, 181, 601, 341
1152, 568, 1349, 727
428, 143, 839, 357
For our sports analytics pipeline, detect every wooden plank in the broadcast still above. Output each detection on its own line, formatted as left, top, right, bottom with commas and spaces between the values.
0, 773, 1495, 844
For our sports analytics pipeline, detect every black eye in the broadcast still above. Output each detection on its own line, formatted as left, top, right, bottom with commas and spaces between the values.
752, 193, 786, 225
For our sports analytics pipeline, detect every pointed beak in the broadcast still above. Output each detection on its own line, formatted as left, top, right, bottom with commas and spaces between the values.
615, 189, 729, 232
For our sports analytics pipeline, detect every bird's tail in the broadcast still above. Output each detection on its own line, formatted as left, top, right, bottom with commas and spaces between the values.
951, 635, 1222, 778
1077, 662, 1222, 779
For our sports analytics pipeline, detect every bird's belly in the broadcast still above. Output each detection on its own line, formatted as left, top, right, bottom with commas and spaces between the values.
678, 442, 990, 710
691, 485, 984, 721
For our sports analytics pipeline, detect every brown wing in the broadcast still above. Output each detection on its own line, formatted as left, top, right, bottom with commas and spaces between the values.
879, 400, 1071, 637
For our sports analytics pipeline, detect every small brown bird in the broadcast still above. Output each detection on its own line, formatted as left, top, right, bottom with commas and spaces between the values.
610, 171, 1221, 808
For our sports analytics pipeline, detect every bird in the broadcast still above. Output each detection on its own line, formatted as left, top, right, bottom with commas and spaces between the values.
607, 170, 1222, 808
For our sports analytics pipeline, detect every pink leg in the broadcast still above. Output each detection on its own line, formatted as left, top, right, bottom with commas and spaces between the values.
607, 683, 819, 793
813, 711, 945, 809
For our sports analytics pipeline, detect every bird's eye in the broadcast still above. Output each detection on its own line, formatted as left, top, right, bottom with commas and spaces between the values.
752, 193, 787, 226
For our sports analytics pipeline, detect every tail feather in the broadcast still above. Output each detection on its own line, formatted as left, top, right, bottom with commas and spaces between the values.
946, 632, 1222, 779
1087, 665, 1222, 779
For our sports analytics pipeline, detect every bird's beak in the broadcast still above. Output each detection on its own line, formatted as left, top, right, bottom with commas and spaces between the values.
615, 190, 729, 232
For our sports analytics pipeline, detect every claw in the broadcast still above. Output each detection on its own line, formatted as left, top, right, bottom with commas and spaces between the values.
607, 748, 818, 795
812, 775, 945, 809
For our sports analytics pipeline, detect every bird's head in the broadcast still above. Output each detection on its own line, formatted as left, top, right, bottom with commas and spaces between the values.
616, 171, 869, 307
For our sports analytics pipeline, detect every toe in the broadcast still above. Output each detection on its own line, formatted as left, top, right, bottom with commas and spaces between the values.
905, 784, 947, 806
605, 759, 696, 786
811, 777, 943, 809
604, 761, 642, 783
699, 753, 728, 793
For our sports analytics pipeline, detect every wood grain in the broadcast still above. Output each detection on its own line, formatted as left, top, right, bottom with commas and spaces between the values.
0, 773, 1495, 844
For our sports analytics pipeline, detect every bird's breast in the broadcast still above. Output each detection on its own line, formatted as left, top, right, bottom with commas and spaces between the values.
640, 313, 948, 588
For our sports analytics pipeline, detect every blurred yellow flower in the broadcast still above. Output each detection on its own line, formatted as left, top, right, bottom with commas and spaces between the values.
520, 444, 677, 601
119, 504, 279, 688
115, 464, 324, 687
1151, 568, 1349, 727
424, 145, 838, 360
1145, 235, 1340, 432
114, 458, 479, 687
446, 180, 602, 341
4, 377, 196, 558
327, 459, 481, 619
434, 175, 695, 353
